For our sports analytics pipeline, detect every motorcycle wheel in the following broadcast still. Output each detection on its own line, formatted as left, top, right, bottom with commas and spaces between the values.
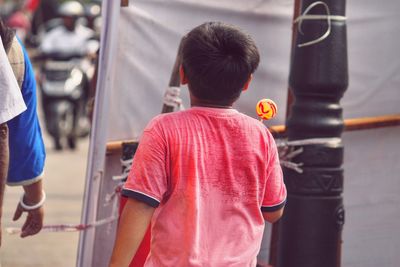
54, 138, 62, 151
67, 136, 77, 150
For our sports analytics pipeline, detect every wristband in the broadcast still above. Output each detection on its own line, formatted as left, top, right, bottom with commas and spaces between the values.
20, 190, 46, 210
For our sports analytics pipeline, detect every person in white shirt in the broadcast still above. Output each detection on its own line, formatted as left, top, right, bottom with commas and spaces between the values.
39, 1, 98, 56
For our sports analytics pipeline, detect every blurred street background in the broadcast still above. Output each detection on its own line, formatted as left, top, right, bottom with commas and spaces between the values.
0, 129, 89, 267
0, 0, 102, 266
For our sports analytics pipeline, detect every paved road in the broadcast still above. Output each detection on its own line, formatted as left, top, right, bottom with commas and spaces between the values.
0, 99, 89, 266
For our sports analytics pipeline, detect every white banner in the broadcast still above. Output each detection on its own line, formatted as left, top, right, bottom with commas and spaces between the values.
106, 0, 400, 141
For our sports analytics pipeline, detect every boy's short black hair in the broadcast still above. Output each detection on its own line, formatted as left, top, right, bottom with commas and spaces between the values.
181, 22, 260, 104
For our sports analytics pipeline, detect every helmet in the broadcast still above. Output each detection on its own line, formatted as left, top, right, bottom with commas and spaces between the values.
58, 1, 85, 17
84, 3, 101, 18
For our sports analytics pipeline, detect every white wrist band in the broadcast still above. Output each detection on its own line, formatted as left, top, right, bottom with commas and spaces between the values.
20, 190, 46, 210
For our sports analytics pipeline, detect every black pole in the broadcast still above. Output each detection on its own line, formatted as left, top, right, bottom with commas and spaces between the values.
277, 1, 348, 267
269, 1, 302, 264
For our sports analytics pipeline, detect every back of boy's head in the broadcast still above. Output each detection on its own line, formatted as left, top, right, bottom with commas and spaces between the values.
181, 22, 260, 104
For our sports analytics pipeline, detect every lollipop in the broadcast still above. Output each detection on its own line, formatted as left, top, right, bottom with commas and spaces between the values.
256, 99, 277, 121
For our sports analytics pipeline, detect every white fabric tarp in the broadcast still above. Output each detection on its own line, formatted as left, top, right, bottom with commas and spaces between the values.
81, 0, 400, 266
342, 127, 400, 267
106, 0, 400, 141
107, 0, 294, 141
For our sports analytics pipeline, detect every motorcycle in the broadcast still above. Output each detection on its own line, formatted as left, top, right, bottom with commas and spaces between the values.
37, 52, 94, 150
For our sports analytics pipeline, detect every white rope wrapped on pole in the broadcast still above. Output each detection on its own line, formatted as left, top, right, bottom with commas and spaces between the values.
294, 1, 347, 47
163, 86, 184, 110
277, 137, 342, 173
112, 158, 134, 181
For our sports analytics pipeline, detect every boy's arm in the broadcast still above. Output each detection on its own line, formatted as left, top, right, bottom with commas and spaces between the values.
109, 198, 155, 267
263, 207, 285, 223
261, 131, 287, 224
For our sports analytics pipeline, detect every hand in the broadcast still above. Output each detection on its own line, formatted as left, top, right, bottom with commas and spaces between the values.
13, 203, 44, 238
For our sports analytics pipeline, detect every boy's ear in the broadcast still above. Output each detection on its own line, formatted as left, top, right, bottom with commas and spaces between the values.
179, 65, 188, 85
242, 74, 253, 91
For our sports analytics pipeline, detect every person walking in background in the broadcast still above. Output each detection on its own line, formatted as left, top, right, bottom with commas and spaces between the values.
39, 1, 98, 57
30, 0, 59, 41
109, 22, 286, 267
0, 18, 46, 243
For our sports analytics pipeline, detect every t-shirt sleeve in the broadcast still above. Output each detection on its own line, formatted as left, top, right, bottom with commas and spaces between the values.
0, 38, 26, 124
261, 132, 287, 212
7, 44, 46, 186
122, 123, 168, 208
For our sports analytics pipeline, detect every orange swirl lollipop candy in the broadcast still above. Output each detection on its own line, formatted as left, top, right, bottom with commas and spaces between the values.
256, 98, 277, 121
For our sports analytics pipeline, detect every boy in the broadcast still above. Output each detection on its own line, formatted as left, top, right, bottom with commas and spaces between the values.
109, 22, 286, 267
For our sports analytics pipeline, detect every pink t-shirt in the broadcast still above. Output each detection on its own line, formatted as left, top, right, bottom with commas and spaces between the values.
123, 107, 286, 267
